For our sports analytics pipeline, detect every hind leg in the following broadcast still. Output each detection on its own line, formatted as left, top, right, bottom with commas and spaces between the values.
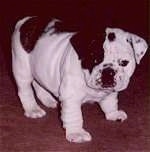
32, 80, 57, 108
18, 81, 46, 118
12, 50, 46, 118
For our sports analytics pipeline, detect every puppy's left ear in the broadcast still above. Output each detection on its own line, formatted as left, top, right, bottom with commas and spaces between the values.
128, 33, 148, 64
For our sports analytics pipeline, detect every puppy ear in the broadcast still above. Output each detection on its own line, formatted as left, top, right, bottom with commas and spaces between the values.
128, 33, 148, 64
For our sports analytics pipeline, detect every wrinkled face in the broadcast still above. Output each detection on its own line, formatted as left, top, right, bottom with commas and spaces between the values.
88, 28, 147, 91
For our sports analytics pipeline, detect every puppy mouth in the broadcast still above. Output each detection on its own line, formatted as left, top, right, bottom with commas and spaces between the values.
96, 78, 117, 89
96, 78, 116, 89
102, 82, 116, 88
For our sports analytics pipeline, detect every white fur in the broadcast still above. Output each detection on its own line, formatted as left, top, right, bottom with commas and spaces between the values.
12, 17, 148, 143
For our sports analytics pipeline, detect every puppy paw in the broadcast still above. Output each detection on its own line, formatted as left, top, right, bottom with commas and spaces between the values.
66, 129, 92, 143
106, 110, 127, 122
24, 105, 46, 118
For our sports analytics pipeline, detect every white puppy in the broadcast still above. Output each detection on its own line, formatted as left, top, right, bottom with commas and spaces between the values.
12, 17, 148, 143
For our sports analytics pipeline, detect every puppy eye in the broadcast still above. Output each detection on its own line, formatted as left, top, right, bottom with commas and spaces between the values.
119, 60, 129, 67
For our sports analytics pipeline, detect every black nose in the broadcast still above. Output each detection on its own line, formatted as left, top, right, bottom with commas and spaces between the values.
101, 67, 116, 88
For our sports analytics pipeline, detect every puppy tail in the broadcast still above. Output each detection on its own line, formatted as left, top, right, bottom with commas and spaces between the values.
12, 17, 35, 55
15, 16, 34, 30
12, 16, 36, 53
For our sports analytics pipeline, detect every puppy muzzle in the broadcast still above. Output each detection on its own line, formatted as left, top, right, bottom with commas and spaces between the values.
96, 67, 116, 88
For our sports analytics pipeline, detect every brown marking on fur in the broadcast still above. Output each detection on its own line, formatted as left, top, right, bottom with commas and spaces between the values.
70, 31, 105, 73
20, 17, 49, 52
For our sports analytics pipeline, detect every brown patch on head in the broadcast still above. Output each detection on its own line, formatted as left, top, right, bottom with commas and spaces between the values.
70, 31, 105, 73
20, 17, 49, 52
108, 32, 116, 41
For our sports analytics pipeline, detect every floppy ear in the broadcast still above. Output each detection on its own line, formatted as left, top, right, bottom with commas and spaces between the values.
129, 33, 148, 64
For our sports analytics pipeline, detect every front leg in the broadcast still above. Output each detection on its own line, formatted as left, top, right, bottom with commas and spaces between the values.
60, 75, 91, 143
61, 99, 91, 143
99, 92, 127, 122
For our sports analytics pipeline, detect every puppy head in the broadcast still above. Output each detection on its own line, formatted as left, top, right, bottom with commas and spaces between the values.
88, 28, 148, 91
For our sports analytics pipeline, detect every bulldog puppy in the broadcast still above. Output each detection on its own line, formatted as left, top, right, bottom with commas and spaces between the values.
12, 17, 148, 143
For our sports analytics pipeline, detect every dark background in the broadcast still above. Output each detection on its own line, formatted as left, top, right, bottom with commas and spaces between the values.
0, 0, 149, 152
0, 0, 149, 72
